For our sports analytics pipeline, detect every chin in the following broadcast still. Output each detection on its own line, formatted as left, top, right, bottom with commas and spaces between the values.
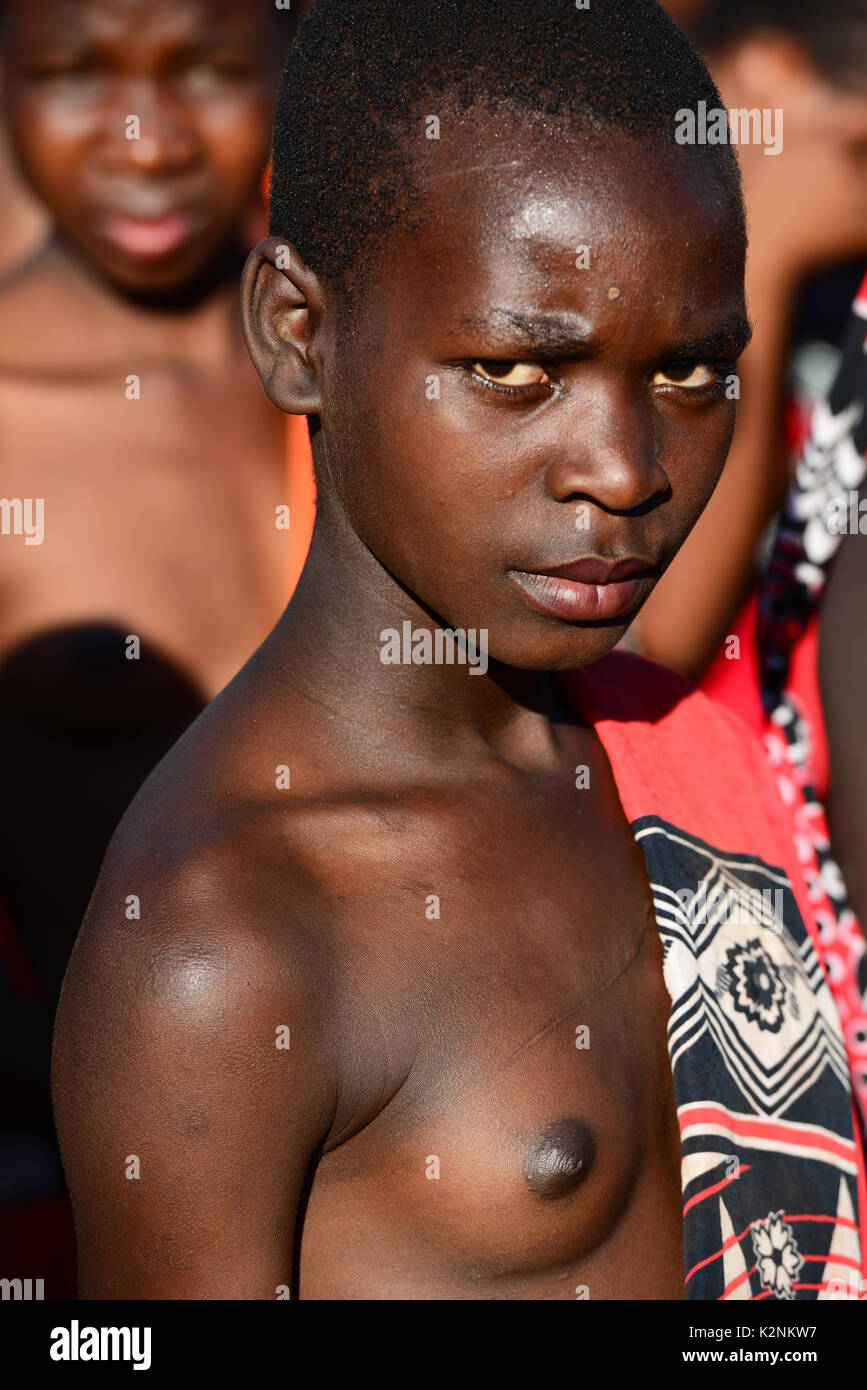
97, 259, 216, 305
492, 623, 630, 673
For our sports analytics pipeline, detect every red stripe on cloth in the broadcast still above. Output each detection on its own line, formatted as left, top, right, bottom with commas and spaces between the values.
786, 1213, 859, 1229
685, 1210, 855, 1287
679, 1105, 856, 1164
685, 1222, 755, 1285
800, 1253, 861, 1270
719, 1263, 756, 1299
751, 1283, 837, 1298
683, 1166, 752, 1217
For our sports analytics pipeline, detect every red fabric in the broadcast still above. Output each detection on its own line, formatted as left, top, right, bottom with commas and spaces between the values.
559, 649, 867, 1286
564, 653, 829, 971
702, 593, 830, 803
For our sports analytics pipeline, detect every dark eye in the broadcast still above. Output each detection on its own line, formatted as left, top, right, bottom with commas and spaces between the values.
471, 360, 551, 387
653, 362, 718, 389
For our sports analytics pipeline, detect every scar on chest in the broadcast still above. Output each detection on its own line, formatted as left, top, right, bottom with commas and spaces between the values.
523, 1118, 596, 1199
506, 900, 658, 1066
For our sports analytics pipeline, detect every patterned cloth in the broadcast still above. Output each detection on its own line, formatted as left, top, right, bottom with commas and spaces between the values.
561, 653, 865, 1300
704, 272, 867, 1127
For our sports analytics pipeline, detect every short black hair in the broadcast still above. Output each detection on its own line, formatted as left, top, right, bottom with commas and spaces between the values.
270, 0, 744, 301
693, 0, 867, 89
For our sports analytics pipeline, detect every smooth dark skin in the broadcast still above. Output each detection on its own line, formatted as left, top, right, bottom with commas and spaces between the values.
53, 115, 751, 1299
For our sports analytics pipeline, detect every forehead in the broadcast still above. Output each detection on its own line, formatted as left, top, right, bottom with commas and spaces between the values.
366, 114, 745, 337
4, 0, 272, 49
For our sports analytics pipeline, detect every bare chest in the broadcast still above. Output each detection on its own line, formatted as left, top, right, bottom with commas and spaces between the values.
0, 372, 286, 692
296, 776, 684, 1298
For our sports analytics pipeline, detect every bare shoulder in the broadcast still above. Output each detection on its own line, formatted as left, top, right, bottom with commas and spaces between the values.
49, 729, 352, 1295
54, 754, 343, 1093
51, 670, 414, 1160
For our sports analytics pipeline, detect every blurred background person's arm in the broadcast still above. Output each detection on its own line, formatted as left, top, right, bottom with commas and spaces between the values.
641, 1, 867, 677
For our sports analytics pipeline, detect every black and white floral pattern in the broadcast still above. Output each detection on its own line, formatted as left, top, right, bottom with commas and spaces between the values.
752, 1211, 804, 1300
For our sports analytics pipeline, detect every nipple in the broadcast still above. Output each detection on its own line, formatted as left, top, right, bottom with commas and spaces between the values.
523, 1118, 596, 1199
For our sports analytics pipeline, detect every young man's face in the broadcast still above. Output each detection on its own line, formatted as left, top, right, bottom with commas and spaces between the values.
1, 0, 279, 295
313, 115, 750, 671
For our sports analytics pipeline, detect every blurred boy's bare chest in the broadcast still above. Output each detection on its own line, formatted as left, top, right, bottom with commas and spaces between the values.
0, 367, 283, 539
0, 368, 285, 671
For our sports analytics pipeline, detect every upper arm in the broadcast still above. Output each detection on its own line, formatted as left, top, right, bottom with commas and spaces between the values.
51, 852, 337, 1300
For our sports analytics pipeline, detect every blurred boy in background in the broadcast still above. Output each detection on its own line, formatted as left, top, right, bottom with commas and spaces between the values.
0, 0, 309, 1291
640, 0, 867, 675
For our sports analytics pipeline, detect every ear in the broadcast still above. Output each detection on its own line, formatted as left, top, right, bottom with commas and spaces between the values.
240, 236, 325, 415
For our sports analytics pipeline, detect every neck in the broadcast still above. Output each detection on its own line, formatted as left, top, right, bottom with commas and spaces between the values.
41, 232, 248, 367
272, 486, 581, 772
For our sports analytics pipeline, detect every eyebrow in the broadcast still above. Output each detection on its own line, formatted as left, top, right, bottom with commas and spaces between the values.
456, 308, 754, 359
668, 314, 754, 360
457, 310, 594, 355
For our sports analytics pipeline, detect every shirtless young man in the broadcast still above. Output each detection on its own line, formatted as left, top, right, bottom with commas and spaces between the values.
52, 0, 865, 1301
0, 0, 299, 989
0, 0, 301, 1279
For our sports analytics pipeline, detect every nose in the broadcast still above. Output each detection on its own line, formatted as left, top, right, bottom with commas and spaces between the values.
97, 79, 199, 175
544, 384, 669, 514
